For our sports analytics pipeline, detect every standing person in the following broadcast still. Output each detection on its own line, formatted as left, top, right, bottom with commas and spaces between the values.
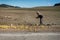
36, 11, 43, 25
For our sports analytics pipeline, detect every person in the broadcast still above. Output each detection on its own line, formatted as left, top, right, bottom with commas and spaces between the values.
36, 11, 43, 25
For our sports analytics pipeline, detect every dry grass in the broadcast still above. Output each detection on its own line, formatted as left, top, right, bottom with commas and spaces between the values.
0, 25, 60, 32
0, 8, 60, 25
0, 7, 60, 32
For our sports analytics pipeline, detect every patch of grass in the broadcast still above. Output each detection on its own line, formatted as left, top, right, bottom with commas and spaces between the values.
0, 25, 60, 32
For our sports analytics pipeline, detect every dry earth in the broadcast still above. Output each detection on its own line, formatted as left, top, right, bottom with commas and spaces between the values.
0, 8, 60, 25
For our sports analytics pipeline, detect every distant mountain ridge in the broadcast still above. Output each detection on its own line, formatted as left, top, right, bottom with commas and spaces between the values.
0, 3, 60, 8
54, 3, 60, 6
0, 4, 20, 8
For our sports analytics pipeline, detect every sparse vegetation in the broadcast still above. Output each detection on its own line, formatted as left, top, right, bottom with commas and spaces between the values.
0, 24, 60, 32
0, 5, 60, 32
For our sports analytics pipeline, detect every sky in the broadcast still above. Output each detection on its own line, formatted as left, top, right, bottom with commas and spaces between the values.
0, 0, 60, 8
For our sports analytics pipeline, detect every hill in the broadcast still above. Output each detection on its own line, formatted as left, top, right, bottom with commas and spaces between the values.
0, 4, 20, 8
54, 3, 60, 6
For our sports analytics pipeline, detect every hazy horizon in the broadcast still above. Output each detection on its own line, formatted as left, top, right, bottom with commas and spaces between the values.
0, 0, 60, 8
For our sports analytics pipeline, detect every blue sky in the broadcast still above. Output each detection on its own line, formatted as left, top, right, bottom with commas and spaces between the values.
0, 0, 60, 8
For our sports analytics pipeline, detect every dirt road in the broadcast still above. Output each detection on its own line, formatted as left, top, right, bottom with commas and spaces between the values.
0, 33, 60, 40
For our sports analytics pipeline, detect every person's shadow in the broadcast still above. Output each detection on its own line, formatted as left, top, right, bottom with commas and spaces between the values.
36, 11, 43, 25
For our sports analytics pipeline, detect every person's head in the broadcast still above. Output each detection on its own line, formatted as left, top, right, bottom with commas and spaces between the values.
36, 11, 40, 14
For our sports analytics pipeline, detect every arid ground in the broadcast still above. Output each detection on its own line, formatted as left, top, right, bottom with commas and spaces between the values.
0, 7, 60, 40
0, 6, 60, 32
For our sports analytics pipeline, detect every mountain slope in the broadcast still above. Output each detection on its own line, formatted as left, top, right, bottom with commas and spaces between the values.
0, 4, 20, 8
